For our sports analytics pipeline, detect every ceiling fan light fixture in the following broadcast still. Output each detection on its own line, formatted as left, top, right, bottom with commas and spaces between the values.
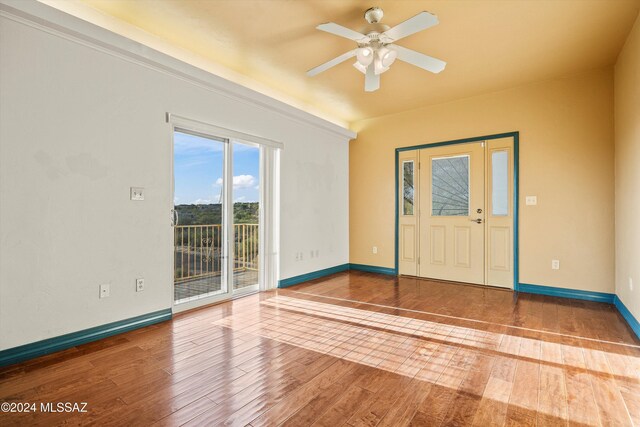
378, 46, 397, 68
353, 61, 367, 74
356, 47, 374, 66
373, 58, 389, 75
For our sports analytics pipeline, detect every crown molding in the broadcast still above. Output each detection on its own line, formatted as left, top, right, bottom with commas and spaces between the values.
0, 0, 357, 141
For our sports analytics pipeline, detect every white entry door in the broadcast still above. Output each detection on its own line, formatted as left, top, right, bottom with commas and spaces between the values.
398, 138, 514, 288
420, 142, 485, 284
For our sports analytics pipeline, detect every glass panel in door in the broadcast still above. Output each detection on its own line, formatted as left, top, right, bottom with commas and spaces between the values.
173, 130, 227, 304
232, 141, 260, 292
402, 160, 415, 215
431, 155, 470, 216
491, 150, 509, 216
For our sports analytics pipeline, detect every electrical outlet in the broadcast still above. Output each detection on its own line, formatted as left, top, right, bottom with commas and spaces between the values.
99, 284, 110, 298
372, 246, 378, 254
130, 187, 144, 201
525, 196, 537, 206
630, 277, 634, 291
136, 278, 145, 292
551, 260, 560, 270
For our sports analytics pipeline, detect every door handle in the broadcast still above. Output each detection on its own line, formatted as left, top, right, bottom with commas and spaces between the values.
171, 209, 179, 226
469, 218, 483, 224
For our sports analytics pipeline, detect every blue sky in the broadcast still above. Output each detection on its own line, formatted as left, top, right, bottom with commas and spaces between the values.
174, 131, 259, 205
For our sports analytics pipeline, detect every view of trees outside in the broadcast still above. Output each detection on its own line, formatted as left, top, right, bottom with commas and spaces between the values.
175, 202, 259, 226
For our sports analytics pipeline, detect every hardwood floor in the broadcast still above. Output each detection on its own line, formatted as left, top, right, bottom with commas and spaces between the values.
1, 271, 639, 426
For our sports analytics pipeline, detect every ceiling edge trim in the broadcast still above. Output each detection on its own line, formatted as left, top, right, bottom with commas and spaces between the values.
0, 0, 357, 141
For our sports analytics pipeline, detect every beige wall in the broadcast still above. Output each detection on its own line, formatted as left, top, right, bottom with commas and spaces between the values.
615, 14, 640, 318
350, 68, 615, 293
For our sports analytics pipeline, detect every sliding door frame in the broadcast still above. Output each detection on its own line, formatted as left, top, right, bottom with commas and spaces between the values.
394, 131, 520, 291
168, 113, 282, 312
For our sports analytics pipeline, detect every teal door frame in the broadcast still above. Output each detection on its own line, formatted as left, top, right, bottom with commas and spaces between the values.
394, 131, 520, 290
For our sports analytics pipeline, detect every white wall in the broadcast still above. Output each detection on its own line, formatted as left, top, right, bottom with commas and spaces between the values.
0, 2, 351, 350
614, 14, 640, 320
280, 135, 349, 279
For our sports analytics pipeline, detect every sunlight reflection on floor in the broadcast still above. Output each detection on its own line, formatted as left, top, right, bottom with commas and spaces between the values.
213, 294, 640, 425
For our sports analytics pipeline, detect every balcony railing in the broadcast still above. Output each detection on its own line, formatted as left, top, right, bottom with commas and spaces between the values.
174, 224, 258, 283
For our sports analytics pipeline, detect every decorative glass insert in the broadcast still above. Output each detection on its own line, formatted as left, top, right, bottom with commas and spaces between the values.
431, 155, 469, 216
492, 150, 509, 216
402, 161, 414, 215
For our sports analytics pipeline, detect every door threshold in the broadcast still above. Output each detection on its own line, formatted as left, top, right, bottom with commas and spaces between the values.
173, 290, 260, 316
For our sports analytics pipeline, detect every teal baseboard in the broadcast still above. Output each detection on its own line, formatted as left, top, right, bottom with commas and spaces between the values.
614, 296, 640, 340
0, 308, 172, 367
278, 264, 350, 288
518, 283, 614, 304
349, 263, 397, 275
278, 263, 397, 288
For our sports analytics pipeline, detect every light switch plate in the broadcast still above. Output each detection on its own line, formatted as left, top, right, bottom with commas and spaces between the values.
99, 284, 110, 298
130, 187, 144, 201
525, 196, 537, 206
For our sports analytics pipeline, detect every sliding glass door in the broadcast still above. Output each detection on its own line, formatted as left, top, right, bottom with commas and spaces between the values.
232, 142, 260, 294
172, 130, 261, 307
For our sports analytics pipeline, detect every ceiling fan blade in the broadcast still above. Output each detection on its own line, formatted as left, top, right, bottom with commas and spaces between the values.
317, 23, 370, 42
382, 12, 439, 42
365, 63, 380, 92
392, 44, 446, 74
307, 49, 357, 77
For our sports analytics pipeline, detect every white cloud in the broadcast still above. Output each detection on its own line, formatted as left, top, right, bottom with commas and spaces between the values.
214, 175, 256, 190
234, 196, 246, 203
233, 175, 256, 189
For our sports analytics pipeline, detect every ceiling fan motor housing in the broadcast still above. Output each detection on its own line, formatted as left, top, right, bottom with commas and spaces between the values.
362, 8, 390, 38
364, 7, 384, 24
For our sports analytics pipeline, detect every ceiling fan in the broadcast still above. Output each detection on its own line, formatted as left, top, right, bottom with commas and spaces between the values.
307, 7, 446, 92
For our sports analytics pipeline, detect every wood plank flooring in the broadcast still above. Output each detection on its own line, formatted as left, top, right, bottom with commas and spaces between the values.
1, 271, 639, 426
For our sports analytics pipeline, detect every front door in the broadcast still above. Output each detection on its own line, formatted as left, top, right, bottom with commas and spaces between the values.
420, 142, 485, 284
398, 138, 514, 288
